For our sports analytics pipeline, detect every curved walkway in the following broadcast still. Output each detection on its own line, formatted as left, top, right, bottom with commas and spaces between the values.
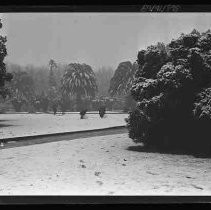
2, 126, 127, 149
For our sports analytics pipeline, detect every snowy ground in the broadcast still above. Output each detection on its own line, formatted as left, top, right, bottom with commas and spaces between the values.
0, 133, 211, 195
0, 113, 128, 139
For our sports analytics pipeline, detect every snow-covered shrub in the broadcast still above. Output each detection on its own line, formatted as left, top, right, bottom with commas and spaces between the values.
80, 109, 87, 119
99, 106, 106, 118
126, 29, 211, 154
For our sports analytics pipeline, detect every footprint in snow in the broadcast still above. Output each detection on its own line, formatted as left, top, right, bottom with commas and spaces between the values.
191, 184, 203, 190
96, 181, 103, 186
6, 157, 14, 160
94, 172, 101, 176
147, 171, 158, 175
186, 176, 195, 179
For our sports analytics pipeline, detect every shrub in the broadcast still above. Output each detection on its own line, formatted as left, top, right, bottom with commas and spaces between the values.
99, 106, 106, 118
80, 109, 87, 119
126, 30, 211, 155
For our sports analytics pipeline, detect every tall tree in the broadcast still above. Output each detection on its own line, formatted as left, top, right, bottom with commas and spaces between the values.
109, 61, 138, 111
48, 59, 57, 88
48, 59, 60, 112
61, 63, 98, 111
109, 61, 138, 97
0, 19, 12, 99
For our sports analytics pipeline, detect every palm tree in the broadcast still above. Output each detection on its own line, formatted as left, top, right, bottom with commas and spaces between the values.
109, 61, 138, 97
109, 61, 138, 112
61, 63, 98, 111
48, 59, 57, 88
48, 59, 61, 113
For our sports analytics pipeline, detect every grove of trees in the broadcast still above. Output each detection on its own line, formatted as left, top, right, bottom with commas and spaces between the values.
3, 61, 120, 113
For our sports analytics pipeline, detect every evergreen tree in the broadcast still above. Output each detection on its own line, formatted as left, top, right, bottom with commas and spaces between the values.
126, 30, 211, 155
61, 63, 98, 111
0, 19, 13, 99
48, 59, 57, 88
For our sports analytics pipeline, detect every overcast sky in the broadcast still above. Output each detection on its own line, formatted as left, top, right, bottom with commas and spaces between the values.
1, 13, 211, 71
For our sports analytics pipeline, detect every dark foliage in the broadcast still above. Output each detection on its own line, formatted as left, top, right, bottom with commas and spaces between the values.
9, 71, 36, 112
11, 98, 25, 112
61, 63, 97, 111
80, 109, 87, 119
99, 106, 106, 118
123, 94, 137, 113
109, 61, 138, 97
0, 20, 13, 99
48, 59, 57, 88
127, 30, 211, 155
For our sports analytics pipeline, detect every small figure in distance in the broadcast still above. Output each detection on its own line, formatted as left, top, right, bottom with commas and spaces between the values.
99, 105, 106, 118
52, 102, 58, 115
80, 109, 88, 119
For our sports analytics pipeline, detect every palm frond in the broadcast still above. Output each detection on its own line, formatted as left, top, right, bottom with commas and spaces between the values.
61, 63, 98, 98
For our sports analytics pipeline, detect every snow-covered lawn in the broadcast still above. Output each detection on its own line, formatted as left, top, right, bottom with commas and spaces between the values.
0, 113, 128, 139
0, 133, 211, 195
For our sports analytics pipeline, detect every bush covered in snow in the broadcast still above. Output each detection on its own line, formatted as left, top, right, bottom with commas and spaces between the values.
126, 30, 211, 154
80, 109, 88, 119
99, 105, 106, 118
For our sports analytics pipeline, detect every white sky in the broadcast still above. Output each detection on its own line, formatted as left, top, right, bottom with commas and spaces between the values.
1, 13, 211, 70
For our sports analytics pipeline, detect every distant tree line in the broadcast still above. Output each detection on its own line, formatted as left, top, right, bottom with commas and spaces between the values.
0, 17, 149, 116
3, 59, 128, 113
